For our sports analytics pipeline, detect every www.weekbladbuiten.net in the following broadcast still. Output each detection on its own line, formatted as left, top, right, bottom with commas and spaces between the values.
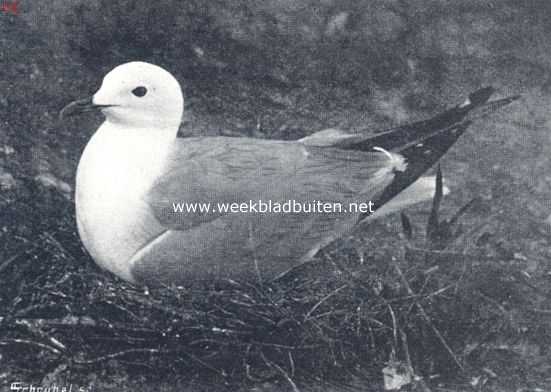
171, 200, 376, 215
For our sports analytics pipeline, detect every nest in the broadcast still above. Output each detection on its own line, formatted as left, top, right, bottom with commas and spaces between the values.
0, 174, 540, 391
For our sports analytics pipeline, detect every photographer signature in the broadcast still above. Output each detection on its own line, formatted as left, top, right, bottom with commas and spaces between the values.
1, 1, 18, 15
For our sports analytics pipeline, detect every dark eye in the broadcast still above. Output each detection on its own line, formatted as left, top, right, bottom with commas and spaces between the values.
132, 86, 148, 97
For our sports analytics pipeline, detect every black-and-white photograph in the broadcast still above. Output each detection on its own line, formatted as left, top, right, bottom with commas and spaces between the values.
1, 1, 550, 391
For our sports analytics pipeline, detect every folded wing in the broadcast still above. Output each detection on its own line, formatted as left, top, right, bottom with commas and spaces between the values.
137, 136, 402, 284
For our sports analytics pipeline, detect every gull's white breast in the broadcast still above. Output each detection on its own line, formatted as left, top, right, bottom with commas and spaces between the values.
75, 123, 168, 282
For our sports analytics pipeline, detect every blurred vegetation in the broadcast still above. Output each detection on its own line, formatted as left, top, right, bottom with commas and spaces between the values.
2, 0, 551, 391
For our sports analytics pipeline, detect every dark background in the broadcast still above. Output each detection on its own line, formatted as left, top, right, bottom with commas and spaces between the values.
1, 1, 551, 391
3, 1, 551, 221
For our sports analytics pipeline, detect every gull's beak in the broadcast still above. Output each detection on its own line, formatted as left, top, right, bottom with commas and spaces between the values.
59, 97, 113, 120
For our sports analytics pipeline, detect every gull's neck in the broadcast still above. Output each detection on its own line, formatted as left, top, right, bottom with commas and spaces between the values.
78, 121, 177, 194
101, 120, 176, 150
102, 119, 177, 144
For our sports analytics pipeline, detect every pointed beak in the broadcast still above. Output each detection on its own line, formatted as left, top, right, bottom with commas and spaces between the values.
59, 97, 114, 120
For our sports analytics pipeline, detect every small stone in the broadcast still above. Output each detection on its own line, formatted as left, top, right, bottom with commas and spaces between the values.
325, 11, 349, 36
1, 145, 15, 155
0, 169, 16, 190
35, 172, 72, 198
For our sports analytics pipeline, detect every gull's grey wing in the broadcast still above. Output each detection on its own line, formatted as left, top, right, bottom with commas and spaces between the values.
135, 135, 400, 285
146, 136, 399, 231
130, 207, 356, 286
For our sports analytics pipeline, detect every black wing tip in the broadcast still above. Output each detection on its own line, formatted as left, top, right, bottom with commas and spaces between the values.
467, 86, 496, 107
466, 86, 522, 108
502, 94, 522, 104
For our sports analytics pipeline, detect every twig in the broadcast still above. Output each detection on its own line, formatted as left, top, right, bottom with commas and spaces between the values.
244, 344, 271, 382
305, 284, 348, 319
182, 351, 229, 378
475, 290, 510, 317
393, 261, 465, 372
288, 351, 295, 377
73, 348, 165, 365
388, 304, 399, 354
41, 232, 74, 260
0, 316, 162, 335
99, 299, 141, 322
0, 250, 27, 273
448, 198, 479, 227
15, 319, 67, 352
250, 341, 319, 350
260, 351, 301, 392
0, 339, 62, 356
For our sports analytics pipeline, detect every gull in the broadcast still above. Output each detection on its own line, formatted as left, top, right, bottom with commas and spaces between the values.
60, 62, 518, 287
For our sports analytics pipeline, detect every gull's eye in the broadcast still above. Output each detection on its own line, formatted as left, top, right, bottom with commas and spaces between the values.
132, 86, 148, 97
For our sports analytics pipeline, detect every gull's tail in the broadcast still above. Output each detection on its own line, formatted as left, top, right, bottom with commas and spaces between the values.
460, 89, 521, 123
357, 87, 520, 221
345, 87, 520, 153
